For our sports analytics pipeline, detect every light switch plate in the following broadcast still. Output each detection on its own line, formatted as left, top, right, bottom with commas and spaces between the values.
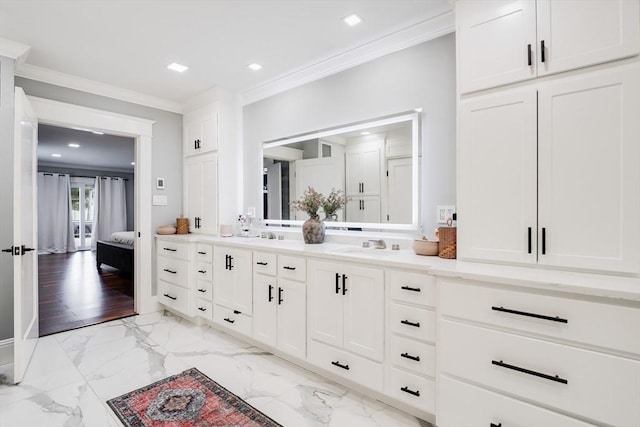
153, 195, 168, 206
437, 205, 455, 223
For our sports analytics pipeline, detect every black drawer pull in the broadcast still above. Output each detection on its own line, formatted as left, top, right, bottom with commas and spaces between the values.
256, 261, 268, 266
335, 272, 341, 294
163, 293, 177, 300
223, 317, 235, 324
490, 423, 502, 427
163, 247, 177, 252
540, 39, 546, 63
401, 352, 420, 362
278, 287, 284, 305
197, 251, 207, 255
342, 274, 347, 295
198, 307, 207, 312
401, 319, 420, 328
491, 306, 568, 324
163, 268, 177, 274
401, 285, 421, 292
268, 284, 274, 302
492, 360, 567, 384
400, 386, 420, 397
331, 361, 350, 370
527, 43, 532, 66
197, 269, 207, 274
197, 288, 207, 293
233, 310, 241, 314
283, 266, 296, 271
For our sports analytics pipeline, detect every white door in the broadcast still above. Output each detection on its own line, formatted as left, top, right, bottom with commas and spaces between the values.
307, 260, 343, 348
386, 158, 412, 224
252, 274, 277, 347
537, 65, 640, 274
277, 278, 306, 359
13, 88, 39, 384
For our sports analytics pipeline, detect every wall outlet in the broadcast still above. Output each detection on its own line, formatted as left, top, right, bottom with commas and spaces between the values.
437, 205, 455, 224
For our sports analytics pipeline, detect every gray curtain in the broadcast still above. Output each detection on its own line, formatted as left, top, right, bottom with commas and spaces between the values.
37, 173, 77, 254
92, 176, 127, 249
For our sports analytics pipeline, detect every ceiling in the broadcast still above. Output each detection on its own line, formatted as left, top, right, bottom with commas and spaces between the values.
38, 124, 135, 172
0, 0, 453, 106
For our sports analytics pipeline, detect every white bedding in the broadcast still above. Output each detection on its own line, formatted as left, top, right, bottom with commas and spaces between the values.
109, 231, 135, 246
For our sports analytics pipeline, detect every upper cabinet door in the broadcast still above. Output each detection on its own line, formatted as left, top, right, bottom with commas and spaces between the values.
536, 0, 640, 77
457, 0, 537, 94
537, 65, 640, 274
184, 104, 219, 156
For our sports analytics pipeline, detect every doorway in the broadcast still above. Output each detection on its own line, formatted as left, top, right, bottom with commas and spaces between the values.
71, 178, 95, 250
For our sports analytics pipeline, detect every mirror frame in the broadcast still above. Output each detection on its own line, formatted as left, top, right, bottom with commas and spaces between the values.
262, 110, 421, 231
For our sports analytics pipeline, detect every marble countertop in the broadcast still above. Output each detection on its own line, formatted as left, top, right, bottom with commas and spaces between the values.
156, 234, 640, 303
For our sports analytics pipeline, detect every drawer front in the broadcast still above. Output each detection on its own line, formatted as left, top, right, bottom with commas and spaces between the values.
195, 262, 213, 282
254, 251, 277, 276
387, 367, 435, 413
387, 269, 436, 308
440, 320, 640, 427
195, 243, 213, 263
440, 280, 640, 355
157, 240, 189, 261
158, 280, 189, 314
308, 339, 383, 392
439, 376, 597, 427
389, 304, 436, 343
389, 334, 436, 377
195, 280, 213, 301
213, 305, 252, 337
194, 298, 213, 320
278, 255, 306, 282
157, 256, 189, 286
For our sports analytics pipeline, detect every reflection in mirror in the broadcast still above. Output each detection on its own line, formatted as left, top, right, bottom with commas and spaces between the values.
262, 111, 420, 231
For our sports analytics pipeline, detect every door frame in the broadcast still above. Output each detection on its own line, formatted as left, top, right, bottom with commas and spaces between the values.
27, 95, 157, 315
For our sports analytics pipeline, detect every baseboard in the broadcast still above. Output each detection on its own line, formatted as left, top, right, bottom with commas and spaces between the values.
0, 339, 13, 365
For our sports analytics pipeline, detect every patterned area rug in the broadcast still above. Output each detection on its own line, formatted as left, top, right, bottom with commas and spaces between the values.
107, 368, 282, 427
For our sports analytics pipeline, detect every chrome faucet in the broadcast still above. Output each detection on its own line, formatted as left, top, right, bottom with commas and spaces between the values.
368, 239, 387, 249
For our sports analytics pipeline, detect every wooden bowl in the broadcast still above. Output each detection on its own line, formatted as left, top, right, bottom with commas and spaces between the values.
156, 225, 176, 235
413, 238, 439, 256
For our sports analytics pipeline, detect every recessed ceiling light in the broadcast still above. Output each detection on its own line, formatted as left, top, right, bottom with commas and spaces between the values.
167, 62, 189, 73
51, 153, 62, 158
248, 63, 263, 71
360, 131, 371, 135
68, 143, 80, 148
92, 131, 104, 135
343, 14, 362, 26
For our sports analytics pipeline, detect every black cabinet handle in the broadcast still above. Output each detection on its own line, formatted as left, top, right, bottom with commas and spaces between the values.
278, 287, 284, 305
198, 307, 207, 312
527, 43, 532, 66
492, 306, 568, 323
163, 293, 177, 300
400, 386, 420, 397
197, 288, 207, 293
223, 317, 235, 324
163, 268, 177, 274
540, 40, 546, 63
491, 424, 502, 427
233, 310, 241, 314
527, 227, 532, 254
401, 285, 421, 292
256, 261, 268, 266
541, 227, 546, 255
492, 360, 567, 384
342, 274, 347, 295
197, 269, 207, 274
229, 255, 234, 270
283, 266, 296, 271
335, 272, 341, 294
163, 247, 177, 252
401, 352, 421, 362
195, 139, 201, 150
268, 284, 274, 302
225, 254, 229, 270
401, 319, 420, 328
197, 251, 207, 255
331, 361, 350, 370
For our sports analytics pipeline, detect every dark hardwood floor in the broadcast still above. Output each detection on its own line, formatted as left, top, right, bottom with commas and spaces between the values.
38, 251, 136, 336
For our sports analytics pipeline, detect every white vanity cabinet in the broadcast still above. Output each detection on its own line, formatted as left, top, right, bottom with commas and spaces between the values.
212, 245, 252, 334
458, 64, 640, 274
193, 243, 214, 320
156, 237, 191, 316
384, 269, 436, 413
456, 0, 640, 94
437, 279, 640, 427
253, 252, 307, 359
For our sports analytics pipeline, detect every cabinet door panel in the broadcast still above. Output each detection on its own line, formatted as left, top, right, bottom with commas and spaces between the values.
200, 114, 218, 152
343, 265, 384, 362
252, 274, 277, 348
213, 249, 234, 309
277, 279, 306, 359
457, 0, 537, 93
458, 89, 537, 264
307, 260, 343, 348
537, 0, 640, 76
184, 158, 202, 233
538, 66, 640, 273
232, 248, 253, 314
200, 153, 218, 235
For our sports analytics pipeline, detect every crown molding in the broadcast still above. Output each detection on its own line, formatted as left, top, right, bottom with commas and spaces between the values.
241, 10, 454, 106
16, 64, 183, 114
0, 38, 30, 66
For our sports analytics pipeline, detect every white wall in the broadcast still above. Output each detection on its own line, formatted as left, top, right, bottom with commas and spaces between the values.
242, 34, 457, 235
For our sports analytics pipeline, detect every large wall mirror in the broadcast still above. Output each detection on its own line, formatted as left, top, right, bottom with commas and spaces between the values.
262, 111, 420, 231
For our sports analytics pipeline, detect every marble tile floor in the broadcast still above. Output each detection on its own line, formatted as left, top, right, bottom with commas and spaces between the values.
0, 311, 434, 427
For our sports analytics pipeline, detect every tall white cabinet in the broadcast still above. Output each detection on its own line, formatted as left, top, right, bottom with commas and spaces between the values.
184, 152, 218, 234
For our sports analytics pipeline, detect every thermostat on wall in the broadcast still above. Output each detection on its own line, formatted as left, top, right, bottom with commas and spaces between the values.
156, 177, 165, 190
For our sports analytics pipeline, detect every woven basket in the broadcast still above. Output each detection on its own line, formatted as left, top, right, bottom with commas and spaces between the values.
438, 226, 457, 259
176, 218, 189, 234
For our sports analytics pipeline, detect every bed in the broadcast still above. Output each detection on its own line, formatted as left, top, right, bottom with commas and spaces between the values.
96, 231, 135, 274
